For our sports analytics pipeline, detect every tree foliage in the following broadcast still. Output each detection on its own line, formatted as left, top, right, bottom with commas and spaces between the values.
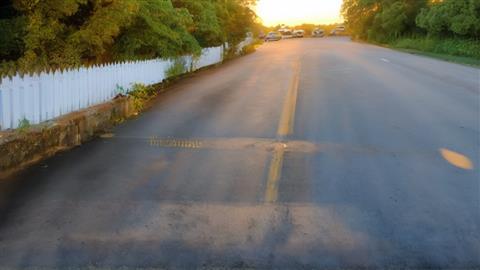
12, 0, 139, 69
0, 16, 26, 61
112, 0, 201, 61
416, 0, 480, 37
172, 0, 224, 47
342, 0, 427, 42
342, 0, 479, 42
0, 0, 257, 72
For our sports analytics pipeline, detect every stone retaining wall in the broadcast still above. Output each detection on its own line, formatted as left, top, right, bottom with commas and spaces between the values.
0, 97, 138, 178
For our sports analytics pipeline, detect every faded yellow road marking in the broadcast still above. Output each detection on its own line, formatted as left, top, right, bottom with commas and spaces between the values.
440, 148, 474, 170
265, 144, 286, 203
277, 61, 301, 137
265, 60, 301, 203
100, 133, 115, 139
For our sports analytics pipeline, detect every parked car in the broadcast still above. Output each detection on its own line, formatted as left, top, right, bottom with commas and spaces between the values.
331, 26, 346, 36
312, 28, 325, 37
265, 32, 282, 42
279, 29, 294, 39
293, 30, 305, 38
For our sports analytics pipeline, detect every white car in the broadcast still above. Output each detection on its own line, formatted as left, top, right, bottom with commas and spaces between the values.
331, 26, 346, 36
293, 30, 305, 38
278, 28, 294, 39
265, 32, 282, 42
312, 29, 325, 38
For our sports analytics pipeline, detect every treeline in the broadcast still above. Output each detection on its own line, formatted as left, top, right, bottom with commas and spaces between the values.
342, 0, 480, 59
0, 0, 256, 74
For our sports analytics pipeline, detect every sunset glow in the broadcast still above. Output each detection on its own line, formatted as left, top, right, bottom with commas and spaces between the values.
256, 0, 343, 26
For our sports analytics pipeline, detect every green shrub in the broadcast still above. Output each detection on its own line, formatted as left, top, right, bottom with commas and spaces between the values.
128, 83, 157, 111
165, 58, 187, 78
392, 37, 480, 59
240, 39, 262, 55
17, 117, 30, 133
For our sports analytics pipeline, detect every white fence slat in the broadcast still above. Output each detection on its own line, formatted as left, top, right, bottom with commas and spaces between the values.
0, 87, 3, 130
12, 75, 23, 129
32, 76, 40, 124
1, 83, 12, 129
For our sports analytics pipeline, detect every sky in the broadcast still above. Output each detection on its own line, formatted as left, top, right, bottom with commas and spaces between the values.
255, 0, 343, 26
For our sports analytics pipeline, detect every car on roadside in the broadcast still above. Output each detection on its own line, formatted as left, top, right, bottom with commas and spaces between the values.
293, 30, 305, 38
265, 32, 282, 42
279, 29, 294, 39
331, 26, 346, 36
312, 28, 325, 38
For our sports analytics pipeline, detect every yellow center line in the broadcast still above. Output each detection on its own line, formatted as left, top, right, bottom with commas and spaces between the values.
265, 144, 286, 203
265, 60, 301, 203
277, 61, 301, 137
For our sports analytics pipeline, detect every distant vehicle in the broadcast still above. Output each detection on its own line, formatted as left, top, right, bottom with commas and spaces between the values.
312, 28, 325, 37
331, 26, 346, 36
265, 32, 282, 42
293, 30, 305, 38
279, 28, 294, 39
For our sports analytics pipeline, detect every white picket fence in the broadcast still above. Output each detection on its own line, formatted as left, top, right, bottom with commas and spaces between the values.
0, 46, 225, 130
236, 36, 254, 54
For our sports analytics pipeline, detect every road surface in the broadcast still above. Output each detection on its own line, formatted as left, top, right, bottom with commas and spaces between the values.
0, 37, 479, 269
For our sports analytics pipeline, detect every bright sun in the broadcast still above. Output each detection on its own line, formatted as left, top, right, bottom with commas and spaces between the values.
255, 0, 343, 26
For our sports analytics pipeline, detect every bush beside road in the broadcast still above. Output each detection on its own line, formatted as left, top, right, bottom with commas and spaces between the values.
342, 0, 479, 65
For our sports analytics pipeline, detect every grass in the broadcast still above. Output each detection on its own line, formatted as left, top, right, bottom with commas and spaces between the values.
389, 37, 480, 67
17, 117, 31, 133
166, 58, 187, 79
128, 83, 157, 111
394, 48, 480, 67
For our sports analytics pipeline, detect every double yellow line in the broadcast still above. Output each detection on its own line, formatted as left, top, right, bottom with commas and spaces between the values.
265, 61, 301, 203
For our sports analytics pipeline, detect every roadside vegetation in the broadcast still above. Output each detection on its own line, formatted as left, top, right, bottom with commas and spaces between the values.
342, 0, 480, 65
0, 0, 257, 76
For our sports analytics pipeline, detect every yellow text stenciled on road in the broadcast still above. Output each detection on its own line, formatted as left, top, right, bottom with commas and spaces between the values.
150, 136, 203, 149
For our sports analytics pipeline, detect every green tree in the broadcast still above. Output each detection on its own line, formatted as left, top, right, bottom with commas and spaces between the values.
416, 0, 480, 38
0, 16, 26, 61
216, 0, 257, 46
13, 0, 139, 69
172, 0, 224, 47
1, 0, 257, 73
113, 0, 201, 60
342, 0, 427, 41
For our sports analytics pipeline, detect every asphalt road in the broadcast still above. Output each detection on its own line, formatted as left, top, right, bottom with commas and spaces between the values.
0, 37, 479, 269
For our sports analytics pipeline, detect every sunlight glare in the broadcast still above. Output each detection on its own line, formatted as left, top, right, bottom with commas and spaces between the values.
440, 148, 474, 170
256, 0, 343, 26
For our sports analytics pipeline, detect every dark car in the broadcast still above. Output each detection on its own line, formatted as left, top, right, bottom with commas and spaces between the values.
265, 32, 282, 42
